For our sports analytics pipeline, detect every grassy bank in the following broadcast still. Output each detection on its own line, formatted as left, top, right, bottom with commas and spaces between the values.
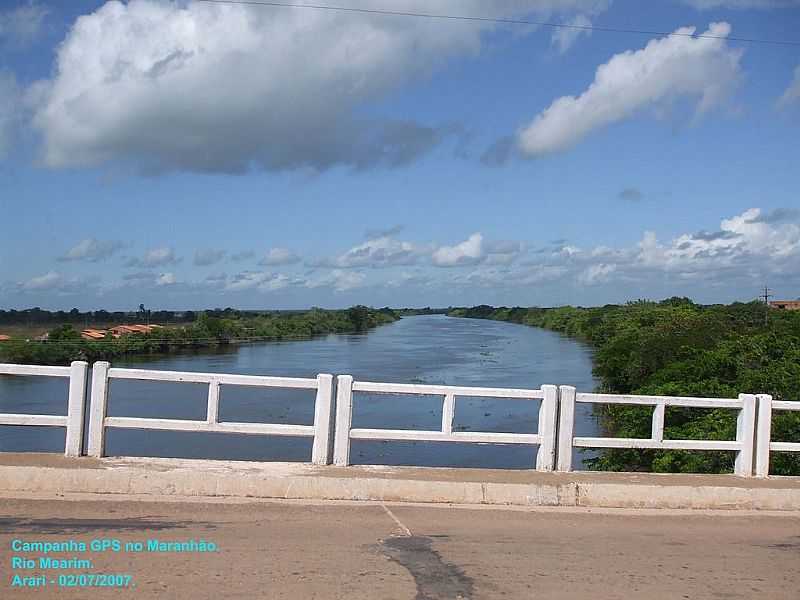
0, 306, 399, 366
449, 299, 800, 475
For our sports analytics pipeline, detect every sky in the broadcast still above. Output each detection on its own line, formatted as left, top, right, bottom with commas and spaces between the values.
0, 0, 799, 311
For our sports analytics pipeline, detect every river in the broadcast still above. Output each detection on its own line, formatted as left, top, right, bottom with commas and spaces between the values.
0, 315, 599, 469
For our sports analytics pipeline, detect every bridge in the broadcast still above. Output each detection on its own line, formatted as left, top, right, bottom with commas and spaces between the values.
1, 361, 799, 598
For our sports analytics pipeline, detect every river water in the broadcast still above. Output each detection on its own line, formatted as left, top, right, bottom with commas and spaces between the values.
0, 315, 599, 469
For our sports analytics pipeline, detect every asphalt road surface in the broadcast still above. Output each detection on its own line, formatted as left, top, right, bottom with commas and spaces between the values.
1, 495, 798, 599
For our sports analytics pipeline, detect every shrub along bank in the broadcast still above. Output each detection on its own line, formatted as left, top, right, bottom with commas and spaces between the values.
449, 299, 800, 475
0, 306, 399, 367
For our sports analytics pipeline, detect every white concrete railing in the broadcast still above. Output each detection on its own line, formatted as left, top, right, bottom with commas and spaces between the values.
332, 376, 559, 471
87, 362, 335, 465
755, 394, 800, 477
557, 387, 757, 477
4, 361, 799, 477
0, 362, 88, 457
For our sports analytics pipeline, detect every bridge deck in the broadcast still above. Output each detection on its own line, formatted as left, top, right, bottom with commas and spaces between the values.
1, 493, 798, 599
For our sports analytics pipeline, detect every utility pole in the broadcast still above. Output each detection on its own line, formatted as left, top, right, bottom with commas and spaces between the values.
761, 285, 773, 327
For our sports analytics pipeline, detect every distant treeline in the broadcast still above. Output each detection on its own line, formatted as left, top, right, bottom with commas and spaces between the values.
395, 307, 451, 316
0, 307, 197, 326
0, 306, 399, 366
449, 299, 800, 476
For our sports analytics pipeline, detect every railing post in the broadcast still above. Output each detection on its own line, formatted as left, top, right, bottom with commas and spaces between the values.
65, 361, 88, 457
557, 386, 576, 472
333, 375, 353, 466
311, 374, 334, 465
206, 378, 220, 424
88, 361, 110, 458
734, 393, 756, 477
651, 401, 665, 442
536, 385, 558, 471
441, 393, 456, 435
755, 394, 773, 478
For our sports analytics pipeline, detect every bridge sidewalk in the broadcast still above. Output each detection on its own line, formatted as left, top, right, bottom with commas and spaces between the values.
1, 453, 798, 511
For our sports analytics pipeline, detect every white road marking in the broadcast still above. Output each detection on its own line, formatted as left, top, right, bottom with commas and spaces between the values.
381, 503, 412, 537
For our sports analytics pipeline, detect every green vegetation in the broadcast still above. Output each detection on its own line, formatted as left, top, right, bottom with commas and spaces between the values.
0, 306, 399, 366
449, 299, 800, 475
394, 307, 451, 316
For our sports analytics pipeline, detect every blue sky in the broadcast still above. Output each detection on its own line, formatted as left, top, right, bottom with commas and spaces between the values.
1, 0, 799, 310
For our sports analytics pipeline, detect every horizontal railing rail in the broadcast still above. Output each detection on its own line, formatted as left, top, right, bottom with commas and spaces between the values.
332, 376, 558, 471
755, 395, 800, 477
87, 362, 334, 465
557, 387, 757, 476
2, 361, 797, 478
0, 361, 88, 457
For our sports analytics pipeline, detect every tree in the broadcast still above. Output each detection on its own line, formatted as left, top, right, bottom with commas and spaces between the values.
347, 305, 370, 332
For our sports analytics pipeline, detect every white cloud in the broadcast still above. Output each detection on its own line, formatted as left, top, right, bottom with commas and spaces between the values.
19, 271, 61, 291
259, 247, 301, 266
777, 64, 800, 109
125, 246, 180, 268
155, 272, 177, 286
225, 271, 269, 292
0, 1, 48, 48
551, 14, 592, 54
224, 270, 304, 292
386, 271, 433, 288
321, 235, 422, 268
432, 233, 484, 267
59, 238, 123, 262
305, 269, 366, 292
194, 248, 226, 267
31, 0, 609, 173
578, 263, 617, 285
15, 271, 95, 295
518, 22, 742, 157
452, 207, 800, 292
484, 240, 524, 265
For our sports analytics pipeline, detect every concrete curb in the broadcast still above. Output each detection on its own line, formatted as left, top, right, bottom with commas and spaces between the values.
1, 456, 798, 511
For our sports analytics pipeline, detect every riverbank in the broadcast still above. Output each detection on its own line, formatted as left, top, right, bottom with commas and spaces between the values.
448, 300, 800, 476
0, 307, 399, 366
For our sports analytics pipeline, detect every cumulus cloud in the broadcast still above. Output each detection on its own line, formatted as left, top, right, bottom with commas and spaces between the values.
484, 240, 525, 265
30, 0, 609, 174
746, 207, 800, 224
19, 271, 61, 291
155, 272, 177, 286
578, 263, 617, 285
259, 247, 301, 266
224, 271, 304, 292
0, 1, 48, 48
59, 238, 124, 262
432, 233, 484, 267
450, 206, 800, 292
777, 65, 800, 109
124, 246, 180, 268
306, 269, 367, 292
517, 22, 742, 157
320, 235, 423, 269
15, 271, 94, 295
194, 248, 226, 267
